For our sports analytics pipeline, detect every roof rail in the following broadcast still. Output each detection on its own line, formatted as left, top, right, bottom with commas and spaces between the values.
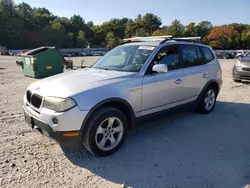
160, 36, 202, 44
172, 37, 201, 40
122, 36, 202, 44
123, 35, 172, 42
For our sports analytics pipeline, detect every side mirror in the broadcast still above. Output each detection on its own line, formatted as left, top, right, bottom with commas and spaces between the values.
152, 64, 168, 73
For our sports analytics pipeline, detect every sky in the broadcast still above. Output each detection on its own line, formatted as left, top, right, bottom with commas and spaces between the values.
15, 0, 250, 26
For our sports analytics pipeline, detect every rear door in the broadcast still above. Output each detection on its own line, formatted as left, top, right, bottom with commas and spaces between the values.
180, 45, 208, 101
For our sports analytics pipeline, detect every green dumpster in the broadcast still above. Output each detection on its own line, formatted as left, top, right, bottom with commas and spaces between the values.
21, 46, 64, 78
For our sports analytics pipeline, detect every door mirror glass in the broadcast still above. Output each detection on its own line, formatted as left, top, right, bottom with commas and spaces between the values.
152, 64, 168, 73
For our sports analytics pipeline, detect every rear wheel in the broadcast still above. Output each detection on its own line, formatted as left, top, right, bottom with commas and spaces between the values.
82, 107, 128, 157
196, 86, 218, 114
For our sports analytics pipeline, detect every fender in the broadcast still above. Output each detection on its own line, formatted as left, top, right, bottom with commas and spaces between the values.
195, 79, 220, 106
79, 97, 136, 139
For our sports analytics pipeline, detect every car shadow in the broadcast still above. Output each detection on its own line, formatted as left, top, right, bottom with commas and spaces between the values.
62, 101, 250, 188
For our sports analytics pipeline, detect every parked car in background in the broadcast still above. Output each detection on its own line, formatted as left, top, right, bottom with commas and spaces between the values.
20, 49, 29, 55
216, 51, 235, 59
23, 36, 222, 156
91, 51, 105, 56
232, 56, 250, 82
236, 50, 248, 59
61, 53, 72, 57
80, 51, 92, 56
0, 49, 9, 55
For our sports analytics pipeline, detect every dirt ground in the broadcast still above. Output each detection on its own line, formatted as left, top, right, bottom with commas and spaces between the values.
0, 56, 250, 188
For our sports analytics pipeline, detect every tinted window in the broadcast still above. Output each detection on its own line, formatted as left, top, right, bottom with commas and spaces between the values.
155, 46, 180, 71
200, 47, 214, 62
180, 45, 199, 67
196, 46, 205, 65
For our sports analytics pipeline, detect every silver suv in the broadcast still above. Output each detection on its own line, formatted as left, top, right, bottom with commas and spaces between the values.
23, 36, 222, 156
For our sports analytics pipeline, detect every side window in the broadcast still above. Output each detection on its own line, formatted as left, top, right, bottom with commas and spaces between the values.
154, 46, 180, 71
196, 46, 205, 65
200, 47, 214, 63
180, 45, 199, 68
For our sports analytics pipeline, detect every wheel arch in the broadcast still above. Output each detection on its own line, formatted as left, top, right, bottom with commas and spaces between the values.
195, 80, 220, 105
80, 98, 136, 139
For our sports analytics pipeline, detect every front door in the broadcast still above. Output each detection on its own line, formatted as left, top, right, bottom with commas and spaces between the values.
141, 45, 186, 116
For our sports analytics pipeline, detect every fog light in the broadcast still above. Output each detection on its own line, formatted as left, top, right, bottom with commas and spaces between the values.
52, 117, 58, 124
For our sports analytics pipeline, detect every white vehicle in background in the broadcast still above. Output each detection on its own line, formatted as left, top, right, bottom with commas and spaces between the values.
236, 50, 248, 59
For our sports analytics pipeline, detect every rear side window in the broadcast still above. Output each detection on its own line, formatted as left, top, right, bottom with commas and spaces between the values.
196, 46, 205, 65
200, 47, 214, 62
180, 45, 199, 68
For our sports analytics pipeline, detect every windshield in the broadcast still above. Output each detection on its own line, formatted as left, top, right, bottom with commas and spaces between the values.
92, 45, 155, 72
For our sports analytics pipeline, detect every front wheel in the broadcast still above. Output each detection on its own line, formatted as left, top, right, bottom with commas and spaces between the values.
82, 107, 128, 157
196, 86, 218, 114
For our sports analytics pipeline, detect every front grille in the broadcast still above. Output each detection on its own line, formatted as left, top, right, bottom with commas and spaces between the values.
26, 90, 32, 103
243, 67, 250, 71
31, 94, 42, 108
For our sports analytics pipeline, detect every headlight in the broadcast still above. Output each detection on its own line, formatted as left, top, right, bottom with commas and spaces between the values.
235, 60, 242, 67
43, 97, 77, 112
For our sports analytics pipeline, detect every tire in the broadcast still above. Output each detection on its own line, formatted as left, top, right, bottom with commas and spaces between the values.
196, 86, 218, 114
82, 107, 128, 157
233, 79, 241, 83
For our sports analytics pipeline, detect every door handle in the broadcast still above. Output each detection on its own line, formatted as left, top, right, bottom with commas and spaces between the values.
202, 73, 208, 78
175, 78, 182, 84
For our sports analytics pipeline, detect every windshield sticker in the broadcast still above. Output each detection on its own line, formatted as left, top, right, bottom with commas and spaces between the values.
138, 46, 155, 50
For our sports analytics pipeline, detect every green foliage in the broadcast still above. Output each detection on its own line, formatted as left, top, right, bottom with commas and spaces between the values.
0, 0, 249, 49
167, 19, 185, 37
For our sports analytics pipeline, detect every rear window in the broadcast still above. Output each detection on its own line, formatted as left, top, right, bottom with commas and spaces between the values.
200, 47, 214, 62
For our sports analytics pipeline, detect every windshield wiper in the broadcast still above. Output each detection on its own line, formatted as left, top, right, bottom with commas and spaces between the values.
94, 67, 117, 71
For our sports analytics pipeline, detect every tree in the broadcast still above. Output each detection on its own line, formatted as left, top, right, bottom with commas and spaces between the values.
167, 19, 185, 37
135, 28, 149, 37
152, 27, 169, 36
125, 19, 136, 37
185, 22, 198, 37
17, 2, 33, 22
142, 13, 162, 35
207, 25, 240, 49
105, 32, 121, 48
196, 21, 213, 38
87, 21, 94, 27
70, 15, 85, 47
241, 29, 250, 49
77, 30, 86, 47
0, 1, 250, 50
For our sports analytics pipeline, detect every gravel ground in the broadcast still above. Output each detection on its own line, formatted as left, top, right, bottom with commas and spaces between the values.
0, 56, 250, 188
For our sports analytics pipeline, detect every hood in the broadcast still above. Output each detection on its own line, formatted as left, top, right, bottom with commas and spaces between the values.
28, 68, 135, 98
241, 57, 250, 68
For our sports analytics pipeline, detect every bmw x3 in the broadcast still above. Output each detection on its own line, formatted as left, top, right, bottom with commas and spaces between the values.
23, 36, 222, 156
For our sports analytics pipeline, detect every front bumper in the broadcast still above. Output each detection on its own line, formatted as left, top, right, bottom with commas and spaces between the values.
23, 95, 89, 148
232, 66, 250, 80
24, 110, 82, 147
